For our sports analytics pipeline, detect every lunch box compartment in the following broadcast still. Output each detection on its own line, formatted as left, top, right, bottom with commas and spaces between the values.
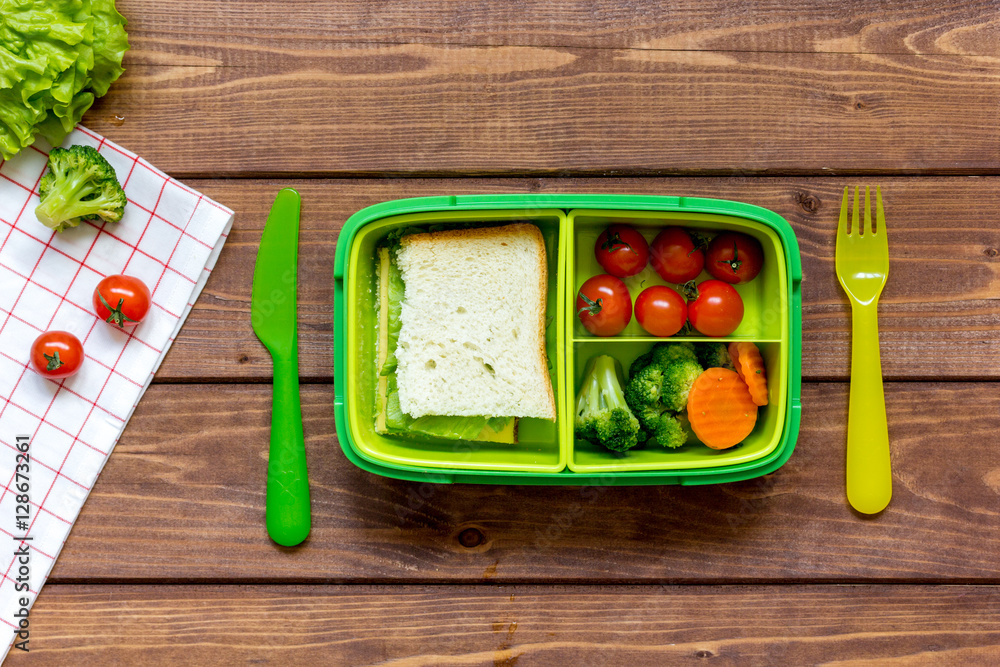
570, 210, 786, 341
333, 194, 802, 485
568, 339, 785, 473
342, 208, 568, 473
565, 209, 789, 473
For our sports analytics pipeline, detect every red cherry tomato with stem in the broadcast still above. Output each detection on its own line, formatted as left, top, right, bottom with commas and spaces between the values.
634, 285, 687, 337
94, 275, 151, 329
705, 232, 764, 284
687, 279, 744, 337
576, 274, 632, 336
650, 227, 704, 283
30, 331, 84, 379
594, 224, 650, 278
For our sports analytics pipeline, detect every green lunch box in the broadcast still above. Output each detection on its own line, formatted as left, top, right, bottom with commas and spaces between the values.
333, 194, 802, 486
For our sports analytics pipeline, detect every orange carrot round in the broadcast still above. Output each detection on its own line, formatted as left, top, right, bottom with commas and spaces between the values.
731, 342, 768, 406
686, 368, 758, 449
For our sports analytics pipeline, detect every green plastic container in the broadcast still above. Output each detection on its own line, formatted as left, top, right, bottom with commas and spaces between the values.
333, 195, 802, 485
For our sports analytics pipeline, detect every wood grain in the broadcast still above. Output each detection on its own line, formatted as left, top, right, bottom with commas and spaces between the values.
118, 0, 1000, 56
155, 176, 1000, 383
5, 2, 997, 661
7, 584, 1000, 665
81, 45, 1000, 175
47, 382, 1000, 583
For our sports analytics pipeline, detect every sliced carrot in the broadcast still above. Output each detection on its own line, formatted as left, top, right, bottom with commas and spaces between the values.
686, 368, 758, 450
731, 342, 768, 406
727, 342, 743, 380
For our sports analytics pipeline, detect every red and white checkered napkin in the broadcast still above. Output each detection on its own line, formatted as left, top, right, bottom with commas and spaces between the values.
0, 127, 233, 658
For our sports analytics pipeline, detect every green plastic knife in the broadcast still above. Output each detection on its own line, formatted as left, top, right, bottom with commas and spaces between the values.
251, 188, 310, 546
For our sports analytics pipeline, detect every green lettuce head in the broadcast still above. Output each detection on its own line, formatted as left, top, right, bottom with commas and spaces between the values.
0, 0, 129, 160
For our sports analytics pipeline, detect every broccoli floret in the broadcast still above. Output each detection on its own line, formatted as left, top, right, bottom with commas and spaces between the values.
575, 355, 644, 452
661, 359, 702, 411
628, 348, 656, 380
627, 359, 701, 414
35, 145, 127, 232
624, 343, 703, 449
652, 341, 697, 367
629, 341, 697, 379
649, 412, 688, 449
695, 342, 734, 371
631, 393, 687, 449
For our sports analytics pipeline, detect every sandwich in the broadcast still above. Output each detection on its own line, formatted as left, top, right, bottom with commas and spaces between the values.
375, 223, 557, 442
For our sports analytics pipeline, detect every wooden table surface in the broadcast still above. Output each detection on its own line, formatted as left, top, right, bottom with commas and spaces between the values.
9, 2, 1000, 664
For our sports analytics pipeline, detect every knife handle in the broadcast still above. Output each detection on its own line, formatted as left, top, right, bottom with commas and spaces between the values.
266, 353, 311, 546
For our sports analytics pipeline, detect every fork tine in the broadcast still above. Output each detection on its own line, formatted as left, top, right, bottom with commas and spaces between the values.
851, 186, 859, 235
864, 186, 872, 235
875, 185, 885, 236
839, 186, 849, 236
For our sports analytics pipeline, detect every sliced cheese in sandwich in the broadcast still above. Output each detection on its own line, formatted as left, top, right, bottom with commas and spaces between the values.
394, 223, 557, 421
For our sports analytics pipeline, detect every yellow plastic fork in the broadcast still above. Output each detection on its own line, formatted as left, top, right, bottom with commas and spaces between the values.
836, 186, 891, 514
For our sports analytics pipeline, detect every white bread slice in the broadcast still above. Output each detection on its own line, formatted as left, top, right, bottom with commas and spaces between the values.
374, 247, 518, 443
394, 223, 556, 420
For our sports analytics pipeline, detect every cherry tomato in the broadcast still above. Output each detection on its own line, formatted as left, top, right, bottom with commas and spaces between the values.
634, 286, 687, 337
576, 274, 632, 336
30, 331, 84, 379
594, 224, 649, 278
688, 280, 744, 337
94, 275, 151, 328
705, 232, 764, 284
650, 227, 704, 283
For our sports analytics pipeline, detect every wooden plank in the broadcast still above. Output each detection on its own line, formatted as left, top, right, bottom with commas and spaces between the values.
82, 46, 1000, 175
157, 177, 1000, 382
7, 584, 1000, 665
48, 382, 1000, 582
120, 1, 1000, 57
